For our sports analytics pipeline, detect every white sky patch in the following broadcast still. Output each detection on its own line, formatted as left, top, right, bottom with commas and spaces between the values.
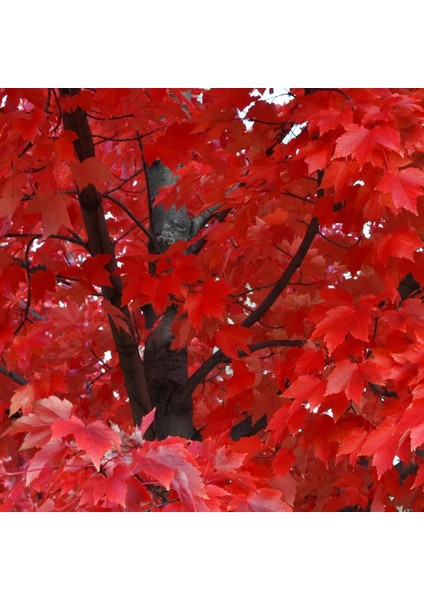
363, 222, 371, 238
239, 88, 292, 131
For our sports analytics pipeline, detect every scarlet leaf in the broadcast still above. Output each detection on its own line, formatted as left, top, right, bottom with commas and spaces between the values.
3, 88, 424, 512
264, 207, 289, 226
80, 255, 112, 287
51, 416, 121, 470
272, 448, 295, 477
27, 193, 73, 237
214, 324, 251, 359
311, 304, 372, 353
229, 488, 292, 512
31, 269, 56, 302
413, 463, 424, 489
226, 360, 255, 398
81, 464, 132, 508
282, 374, 326, 410
26, 439, 68, 485
325, 360, 365, 405
213, 446, 246, 473
70, 157, 115, 190
139, 407, 156, 439
376, 227, 422, 265
361, 421, 401, 479
2, 396, 74, 451
185, 279, 233, 330
333, 124, 400, 165
0, 173, 27, 220
10, 383, 36, 416
133, 443, 208, 511
376, 168, 424, 214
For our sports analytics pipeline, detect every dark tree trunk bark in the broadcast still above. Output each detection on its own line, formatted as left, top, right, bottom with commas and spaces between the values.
143, 160, 199, 439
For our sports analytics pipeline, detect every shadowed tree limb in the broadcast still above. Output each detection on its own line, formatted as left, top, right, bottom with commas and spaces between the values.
0, 365, 28, 386
186, 217, 318, 394
59, 88, 153, 430
186, 339, 305, 396
102, 192, 156, 248
242, 217, 319, 328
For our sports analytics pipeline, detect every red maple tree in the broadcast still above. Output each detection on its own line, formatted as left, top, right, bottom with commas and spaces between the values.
1, 87, 424, 511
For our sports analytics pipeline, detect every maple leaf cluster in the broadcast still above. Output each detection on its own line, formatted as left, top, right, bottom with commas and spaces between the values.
1, 88, 424, 511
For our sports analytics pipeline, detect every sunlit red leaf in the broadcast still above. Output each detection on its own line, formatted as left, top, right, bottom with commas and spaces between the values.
51, 416, 121, 470
229, 488, 292, 512
185, 279, 234, 330
376, 168, 424, 214
333, 124, 400, 165
325, 360, 365, 405
214, 324, 251, 359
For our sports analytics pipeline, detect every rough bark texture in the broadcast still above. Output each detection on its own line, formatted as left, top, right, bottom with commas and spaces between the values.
143, 160, 198, 439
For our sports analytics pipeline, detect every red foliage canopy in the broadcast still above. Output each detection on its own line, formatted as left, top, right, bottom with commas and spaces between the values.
1, 88, 424, 511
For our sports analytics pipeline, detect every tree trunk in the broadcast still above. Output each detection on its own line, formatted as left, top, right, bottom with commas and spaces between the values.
143, 160, 199, 439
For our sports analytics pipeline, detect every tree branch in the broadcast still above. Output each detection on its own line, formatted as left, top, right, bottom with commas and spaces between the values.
2, 232, 88, 249
104, 167, 145, 195
59, 88, 153, 429
0, 365, 28, 386
185, 217, 318, 395
242, 217, 319, 328
231, 414, 267, 440
186, 339, 304, 395
102, 192, 157, 248
190, 203, 223, 236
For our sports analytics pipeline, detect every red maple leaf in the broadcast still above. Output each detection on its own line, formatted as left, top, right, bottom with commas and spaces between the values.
375, 227, 422, 264
26, 193, 73, 237
376, 168, 424, 214
229, 488, 292, 512
51, 416, 121, 470
282, 374, 326, 410
133, 442, 209, 511
214, 324, 252, 359
333, 124, 400, 165
311, 303, 372, 353
185, 279, 234, 330
81, 464, 132, 508
325, 359, 365, 405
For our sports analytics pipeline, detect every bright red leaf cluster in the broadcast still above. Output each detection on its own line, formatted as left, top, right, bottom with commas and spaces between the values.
1, 88, 424, 511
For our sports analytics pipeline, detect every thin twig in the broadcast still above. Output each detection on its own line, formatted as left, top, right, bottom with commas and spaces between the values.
318, 230, 362, 249
102, 192, 157, 247
115, 225, 138, 245
86, 112, 135, 121
14, 237, 37, 334
0, 365, 28, 385
186, 339, 305, 395
2, 232, 88, 249
242, 217, 319, 328
104, 167, 145, 195
283, 190, 316, 205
